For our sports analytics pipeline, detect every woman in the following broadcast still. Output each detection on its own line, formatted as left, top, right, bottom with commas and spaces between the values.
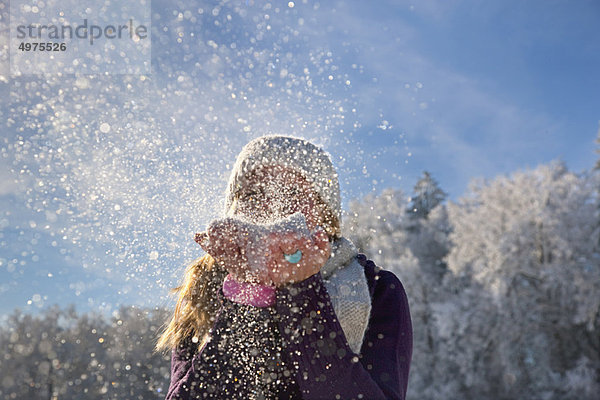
157, 135, 412, 399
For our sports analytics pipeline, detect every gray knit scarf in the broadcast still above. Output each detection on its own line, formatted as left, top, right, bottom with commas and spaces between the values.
320, 236, 372, 354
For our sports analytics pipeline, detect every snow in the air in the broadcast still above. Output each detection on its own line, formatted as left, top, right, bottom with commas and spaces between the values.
1, 0, 599, 399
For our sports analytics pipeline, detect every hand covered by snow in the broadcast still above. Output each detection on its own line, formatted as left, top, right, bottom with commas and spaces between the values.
195, 212, 330, 286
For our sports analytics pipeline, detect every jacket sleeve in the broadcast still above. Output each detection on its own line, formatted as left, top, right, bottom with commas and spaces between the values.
165, 334, 199, 400
275, 267, 412, 400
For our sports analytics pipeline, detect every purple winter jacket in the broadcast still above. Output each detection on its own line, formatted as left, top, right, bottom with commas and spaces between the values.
166, 253, 413, 399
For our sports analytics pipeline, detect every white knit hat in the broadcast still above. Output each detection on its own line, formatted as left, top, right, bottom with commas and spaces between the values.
223, 135, 341, 222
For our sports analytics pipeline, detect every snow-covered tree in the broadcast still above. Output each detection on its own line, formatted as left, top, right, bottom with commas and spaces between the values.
343, 188, 410, 255
345, 161, 598, 399
343, 187, 452, 399
0, 305, 171, 399
445, 160, 600, 399
406, 171, 447, 220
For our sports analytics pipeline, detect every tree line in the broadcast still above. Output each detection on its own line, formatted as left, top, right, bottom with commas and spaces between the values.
0, 305, 171, 399
344, 160, 599, 399
1, 157, 599, 399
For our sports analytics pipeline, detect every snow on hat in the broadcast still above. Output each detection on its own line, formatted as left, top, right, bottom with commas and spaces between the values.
223, 135, 341, 222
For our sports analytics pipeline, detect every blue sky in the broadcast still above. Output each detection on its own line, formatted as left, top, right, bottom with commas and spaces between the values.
1, 0, 599, 317
328, 0, 599, 198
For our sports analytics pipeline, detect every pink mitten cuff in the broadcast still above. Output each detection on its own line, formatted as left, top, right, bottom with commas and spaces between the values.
222, 274, 276, 307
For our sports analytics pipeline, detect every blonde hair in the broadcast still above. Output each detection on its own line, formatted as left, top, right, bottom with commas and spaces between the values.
155, 254, 227, 353
155, 190, 341, 353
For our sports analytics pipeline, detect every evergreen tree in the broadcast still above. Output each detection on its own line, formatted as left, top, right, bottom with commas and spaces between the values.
404, 171, 450, 278
407, 171, 447, 220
